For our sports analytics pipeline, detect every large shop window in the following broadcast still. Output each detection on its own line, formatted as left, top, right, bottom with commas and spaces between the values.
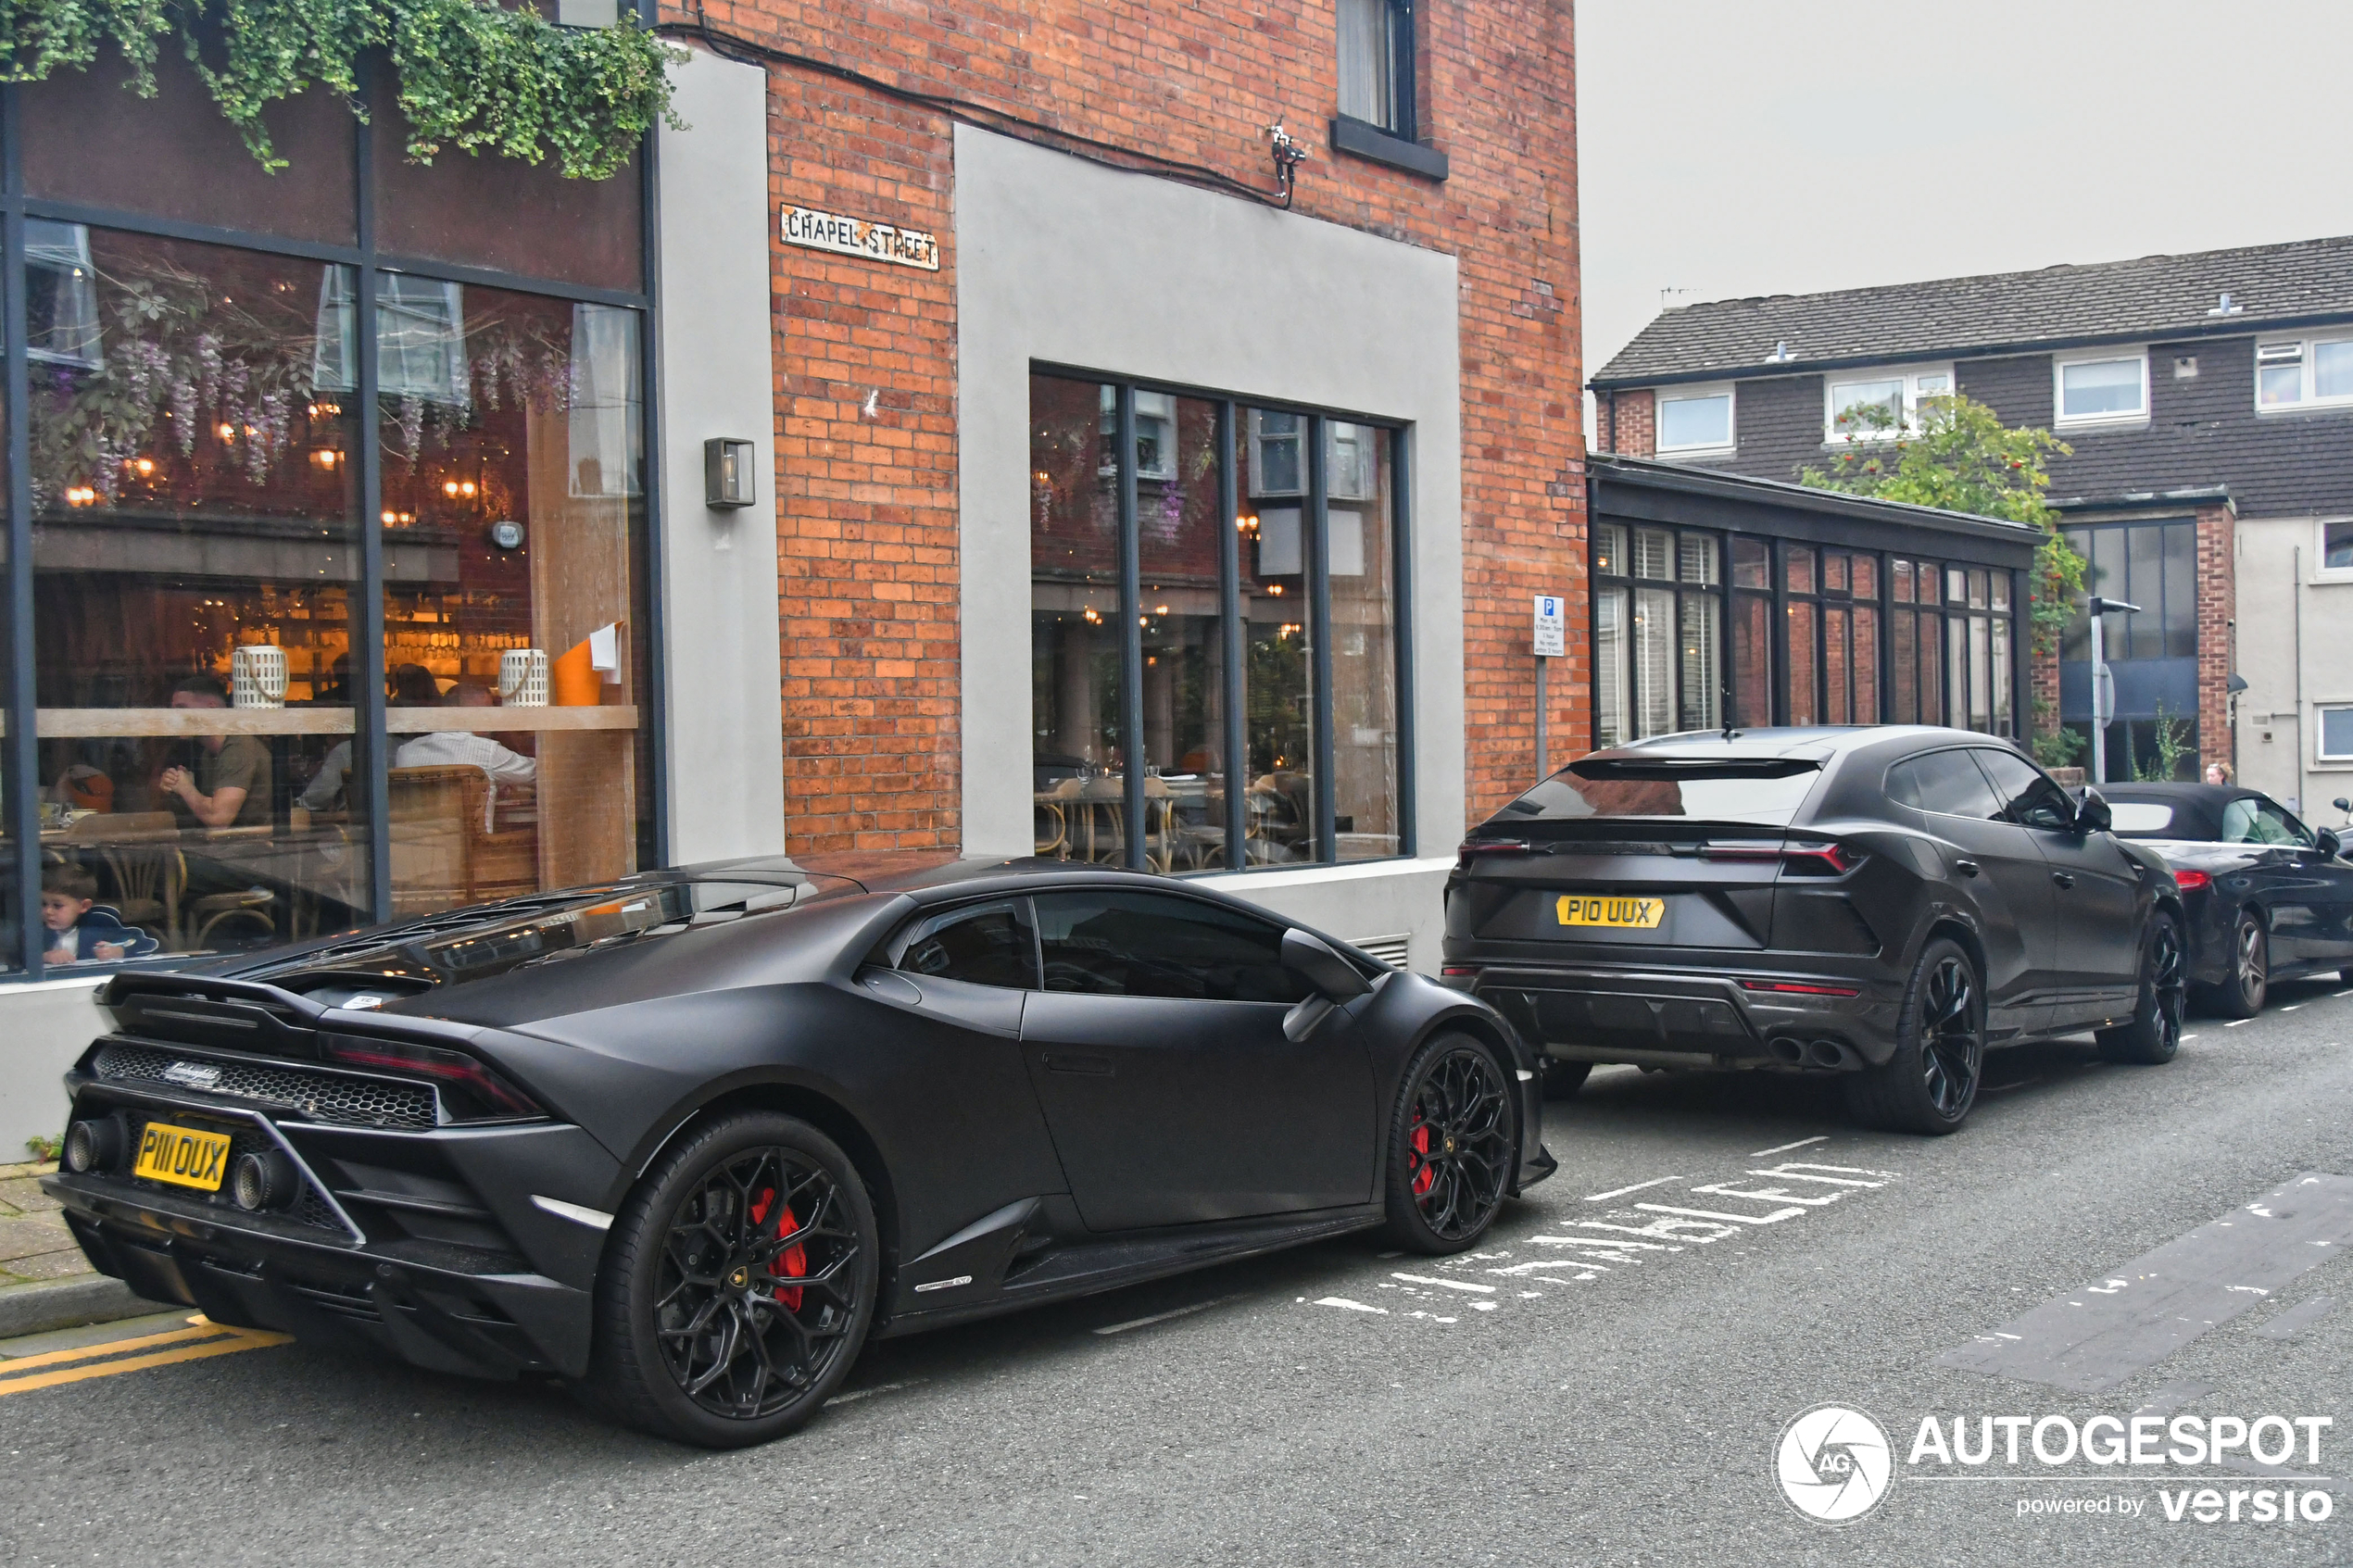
1029, 373, 1409, 871
1590, 528, 2020, 745
8, 218, 650, 977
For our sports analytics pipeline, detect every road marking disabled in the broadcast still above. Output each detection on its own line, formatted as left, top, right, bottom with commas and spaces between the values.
1582, 1175, 1686, 1202
0, 1314, 287, 1397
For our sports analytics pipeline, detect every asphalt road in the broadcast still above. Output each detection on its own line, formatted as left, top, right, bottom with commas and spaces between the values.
7, 980, 2353, 1567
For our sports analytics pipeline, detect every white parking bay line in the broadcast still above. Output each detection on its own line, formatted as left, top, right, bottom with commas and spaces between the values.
1311, 1297, 1388, 1314
2227, 1019, 2254, 1027
2283, 1005, 2303, 1012
1093, 1294, 1247, 1336
1391, 1272, 1499, 1294
1750, 1135, 1830, 1158
1582, 1175, 1687, 1202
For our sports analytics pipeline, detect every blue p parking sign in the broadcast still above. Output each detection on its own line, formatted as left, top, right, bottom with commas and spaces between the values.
1532, 594, 1566, 658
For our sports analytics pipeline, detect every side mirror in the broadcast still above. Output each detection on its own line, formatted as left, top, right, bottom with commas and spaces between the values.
2336, 797, 2352, 815
1281, 927, 1372, 1002
1280, 927, 1372, 1041
2320, 827, 2344, 860
2076, 787, 2113, 835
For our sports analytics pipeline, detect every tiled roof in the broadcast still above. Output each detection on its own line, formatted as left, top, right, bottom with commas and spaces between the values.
1591, 234, 2353, 387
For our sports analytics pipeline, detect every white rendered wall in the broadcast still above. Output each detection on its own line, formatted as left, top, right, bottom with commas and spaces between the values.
654, 44, 787, 866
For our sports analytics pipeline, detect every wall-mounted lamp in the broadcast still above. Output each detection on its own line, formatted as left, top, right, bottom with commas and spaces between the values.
704, 437, 756, 509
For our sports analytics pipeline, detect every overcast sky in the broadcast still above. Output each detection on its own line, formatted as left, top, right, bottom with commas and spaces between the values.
1578, 0, 2353, 400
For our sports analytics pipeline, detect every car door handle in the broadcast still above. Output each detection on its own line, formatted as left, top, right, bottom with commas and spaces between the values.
1041, 1051, 1114, 1076
1953, 858, 1981, 877
2052, 872, 2076, 889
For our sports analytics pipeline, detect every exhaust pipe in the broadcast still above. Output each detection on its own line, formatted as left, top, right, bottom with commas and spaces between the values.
1804, 1039, 1853, 1069
1767, 1038, 1806, 1065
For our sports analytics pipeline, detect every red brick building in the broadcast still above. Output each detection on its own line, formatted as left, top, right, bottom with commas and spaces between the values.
661, 0, 1584, 954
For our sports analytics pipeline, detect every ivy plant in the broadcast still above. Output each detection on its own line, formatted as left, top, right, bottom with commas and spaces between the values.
0, 0, 683, 179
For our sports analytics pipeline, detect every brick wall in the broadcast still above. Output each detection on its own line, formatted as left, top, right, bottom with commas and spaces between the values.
1599, 388, 1654, 457
2196, 500, 2237, 772
669, 1, 1582, 847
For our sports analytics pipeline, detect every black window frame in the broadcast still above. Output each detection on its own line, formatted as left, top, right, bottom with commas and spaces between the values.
0, 49, 667, 982
1336, 0, 1417, 143
1588, 521, 1723, 743
1029, 364, 1415, 874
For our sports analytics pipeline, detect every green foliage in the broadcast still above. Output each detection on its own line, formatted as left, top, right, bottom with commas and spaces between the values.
1800, 394, 2087, 673
2031, 722, 2085, 771
2133, 699, 2195, 782
26, 1133, 62, 1161
0, 0, 683, 178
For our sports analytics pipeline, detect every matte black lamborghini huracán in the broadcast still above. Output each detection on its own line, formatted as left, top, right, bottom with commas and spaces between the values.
1443, 727, 2185, 1135
42, 859, 1549, 1447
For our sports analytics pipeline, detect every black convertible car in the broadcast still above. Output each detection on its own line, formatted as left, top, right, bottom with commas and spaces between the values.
1443, 727, 2183, 1135
2096, 783, 2353, 1016
42, 859, 1548, 1447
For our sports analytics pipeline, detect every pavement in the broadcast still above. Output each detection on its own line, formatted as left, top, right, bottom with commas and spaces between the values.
3, 980, 2350, 1565
0, 1160, 81, 1286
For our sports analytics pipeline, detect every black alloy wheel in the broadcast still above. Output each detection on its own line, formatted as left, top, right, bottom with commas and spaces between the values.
1846, 937, 1983, 1135
1382, 1033, 1515, 1254
2098, 910, 2186, 1065
582, 1112, 877, 1448
2200, 911, 2268, 1019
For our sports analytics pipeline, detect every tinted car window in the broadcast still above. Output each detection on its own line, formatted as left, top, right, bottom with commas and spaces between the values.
1503, 758, 1822, 825
2223, 797, 2315, 847
1032, 890, 1314, 1003
1886, 750, 2003, 820
1971, 748, 2075, 831
895, 898, 1038, 989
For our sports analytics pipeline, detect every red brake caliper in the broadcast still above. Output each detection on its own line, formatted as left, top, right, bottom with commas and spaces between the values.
1408, 1112, 1435, 1198
747, 1187, 808, 1311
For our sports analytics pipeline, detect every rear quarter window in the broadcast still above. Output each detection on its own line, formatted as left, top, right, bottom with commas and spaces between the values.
2106, 802, 2180, 837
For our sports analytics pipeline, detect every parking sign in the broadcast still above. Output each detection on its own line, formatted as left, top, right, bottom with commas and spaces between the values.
1532, 594, 1566, 658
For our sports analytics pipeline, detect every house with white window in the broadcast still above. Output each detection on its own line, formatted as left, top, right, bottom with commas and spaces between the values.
1589, 234, 2353, 820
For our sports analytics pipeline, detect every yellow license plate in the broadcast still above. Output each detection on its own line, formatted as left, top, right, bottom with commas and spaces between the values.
132, 1122, 233, 1192
1556, 895, 1667, 930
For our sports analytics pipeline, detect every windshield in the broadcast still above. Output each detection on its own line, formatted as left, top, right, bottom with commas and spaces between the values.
1500, 757, 1823, 825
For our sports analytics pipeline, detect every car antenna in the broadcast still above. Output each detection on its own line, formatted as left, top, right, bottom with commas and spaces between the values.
1721, 717, 1739, 742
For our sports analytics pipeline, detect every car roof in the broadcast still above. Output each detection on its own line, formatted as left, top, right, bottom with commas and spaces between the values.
1584, 724, 2016, 763
2095, 784, 2265, 804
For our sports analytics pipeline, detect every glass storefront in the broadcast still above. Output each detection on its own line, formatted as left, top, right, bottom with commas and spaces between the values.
1029, 373, 1410, 871
2, 67, 653, 979
1592, 522, 2020, 743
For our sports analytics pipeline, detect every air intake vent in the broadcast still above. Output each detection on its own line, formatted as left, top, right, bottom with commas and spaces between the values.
94, 1043, 440, 1130
1354, 934, 1411, 971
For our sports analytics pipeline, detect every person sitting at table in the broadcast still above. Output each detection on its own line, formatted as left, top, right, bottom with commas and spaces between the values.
395, 683, 537, 831
157, 674, 273, 831
41, 863, 158, 964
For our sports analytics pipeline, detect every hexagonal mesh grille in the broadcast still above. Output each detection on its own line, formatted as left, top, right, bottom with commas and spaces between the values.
94, 1044, 439, 1130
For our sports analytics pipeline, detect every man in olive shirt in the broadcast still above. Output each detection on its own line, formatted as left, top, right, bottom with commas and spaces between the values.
158, 674, 274, 830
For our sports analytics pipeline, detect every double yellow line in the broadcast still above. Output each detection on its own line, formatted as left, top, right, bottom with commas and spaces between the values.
0, 1314, 290, 1397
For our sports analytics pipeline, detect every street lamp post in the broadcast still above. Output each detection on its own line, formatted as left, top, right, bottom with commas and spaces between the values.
2087, 595, 2141, 785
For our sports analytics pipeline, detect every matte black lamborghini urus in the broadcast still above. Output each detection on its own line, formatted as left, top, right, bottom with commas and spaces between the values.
1442, 727, 2185, 1135
44, 859, 1549, 1447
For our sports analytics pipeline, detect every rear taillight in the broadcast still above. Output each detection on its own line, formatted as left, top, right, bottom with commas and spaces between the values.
320, 1035, 541, 1122
1456, 839, 1534, 869
1737, 978, 1864, 998
2172, 869, 2212, 891
1441, 965, 1481, 977
1697, 841, 1862, 875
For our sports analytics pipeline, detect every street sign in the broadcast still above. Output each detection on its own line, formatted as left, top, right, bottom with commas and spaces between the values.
1532, 594, 1566, 658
